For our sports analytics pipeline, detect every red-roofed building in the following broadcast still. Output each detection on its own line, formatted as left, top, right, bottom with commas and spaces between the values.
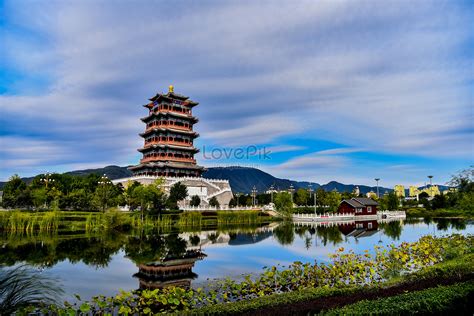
337, 197, 378, 216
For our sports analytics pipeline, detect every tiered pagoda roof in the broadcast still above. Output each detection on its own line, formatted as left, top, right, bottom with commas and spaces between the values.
129, 85, 206, 178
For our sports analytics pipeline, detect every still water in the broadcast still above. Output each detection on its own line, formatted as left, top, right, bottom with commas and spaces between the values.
2, 218, 472, 301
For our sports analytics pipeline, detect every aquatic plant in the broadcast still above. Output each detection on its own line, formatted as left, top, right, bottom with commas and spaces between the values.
178, 212, 202, 226
0, 265, 63, 314
217, 210, 259, 225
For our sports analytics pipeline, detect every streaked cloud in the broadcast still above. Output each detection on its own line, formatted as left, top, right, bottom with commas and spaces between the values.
0, 0, 472, 185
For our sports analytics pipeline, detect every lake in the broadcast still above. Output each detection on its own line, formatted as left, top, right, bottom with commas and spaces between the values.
1, 217, 472, 302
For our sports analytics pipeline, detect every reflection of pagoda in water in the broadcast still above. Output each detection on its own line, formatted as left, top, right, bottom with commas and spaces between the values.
134, 250, 206, 290
338, 220, 378, 238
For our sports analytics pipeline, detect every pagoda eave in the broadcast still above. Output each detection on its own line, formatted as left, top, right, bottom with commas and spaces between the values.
129, 162, 206, 171
139, 128, 199, 138
149, 93, 199, 107
138, 145, 199, 153
140, 113, 198, 123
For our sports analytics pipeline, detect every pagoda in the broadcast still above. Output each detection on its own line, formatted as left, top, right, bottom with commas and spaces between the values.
129, 85, 206, 177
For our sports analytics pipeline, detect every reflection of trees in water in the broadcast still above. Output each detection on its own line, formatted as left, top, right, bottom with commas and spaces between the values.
380, 221, 403, 240
189, 235, 200, 246
435, 218, 450, 231
0, 265, 63, 314
125, 234, 188, 264
449, 219, 467, 230
0, 232, 126, 267
423, 217, 433, 225
207, 233, 219, 243
316, 226, 343, 246
432, 218, 467, 231
125, 235, 167, 264
273, 222, 295, 245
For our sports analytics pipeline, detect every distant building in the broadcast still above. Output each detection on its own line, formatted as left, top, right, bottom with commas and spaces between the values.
366, 190, 377, 199
353, 186, 360, 196
409, 186, 419, 197
337, 198, 378, 216
425, 185, 440, 197
393, 185, 405, 197
408, 185, 440, 198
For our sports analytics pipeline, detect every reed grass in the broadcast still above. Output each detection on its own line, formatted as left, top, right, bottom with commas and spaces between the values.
178, 212, 202, 227
0, 209, 273, 235
217, 210, 260, 225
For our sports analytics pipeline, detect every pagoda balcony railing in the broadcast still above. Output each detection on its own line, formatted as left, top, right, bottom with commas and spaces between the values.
151, 102, 191, 113
144, 140, 193, 148
145, 122, 192, 132
140, 156, 196, 164
153, 108, 192, 117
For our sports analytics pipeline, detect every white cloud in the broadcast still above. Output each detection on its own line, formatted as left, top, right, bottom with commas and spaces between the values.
1, 0, 472, 182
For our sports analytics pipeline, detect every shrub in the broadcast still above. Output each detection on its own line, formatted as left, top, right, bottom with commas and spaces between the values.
321, 281, 474, 315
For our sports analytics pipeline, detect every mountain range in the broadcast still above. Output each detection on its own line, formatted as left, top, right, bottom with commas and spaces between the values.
0, 165, 400, 194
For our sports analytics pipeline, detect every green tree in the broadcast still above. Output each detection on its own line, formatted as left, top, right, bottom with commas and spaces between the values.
448, 166, 474, 212
315, 188, 326, 211
294, 188, 309, 206
167, 182, 188, 209
209, 196, 220, 208
256, 193, 271, 205
94, 182, 114, 212
274, 192, 293, 215
431, 194, 447, 210
2, 175, 27, 208
131, 180, 166, 219
380, 192, 400, 211
323, 190, 342, 212
190, 195, 201, 207
32, 187, 48, 209
228, 197, 237, 208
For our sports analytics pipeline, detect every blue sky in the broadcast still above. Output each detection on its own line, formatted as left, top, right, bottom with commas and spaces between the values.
0, 0, 473, 186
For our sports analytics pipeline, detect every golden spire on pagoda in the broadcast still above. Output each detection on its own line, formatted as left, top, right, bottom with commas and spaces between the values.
168, 85, 174, 93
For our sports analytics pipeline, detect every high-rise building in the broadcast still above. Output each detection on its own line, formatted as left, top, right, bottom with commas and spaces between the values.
394, 185, 405, 197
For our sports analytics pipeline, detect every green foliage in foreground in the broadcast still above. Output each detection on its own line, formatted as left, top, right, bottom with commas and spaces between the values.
0, 265, 63, 315
321, 281, 474, 315
189, 252, 474, 315
18, 234, 473, 315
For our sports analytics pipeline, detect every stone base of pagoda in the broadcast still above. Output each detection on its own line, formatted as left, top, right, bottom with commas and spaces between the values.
112, 176, 233, 208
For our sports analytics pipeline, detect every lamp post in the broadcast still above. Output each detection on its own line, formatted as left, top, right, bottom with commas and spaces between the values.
98, 174, 111, 212
251, 186, 257, 207
269, 184, 275, 204
375, 178, 380, 198
40, 173, 55, 189
40, 173, 55, 209
428, 175, 433, 197
235, 193, 240, 208
289, 184, 295, 202
308, 184, 315, 215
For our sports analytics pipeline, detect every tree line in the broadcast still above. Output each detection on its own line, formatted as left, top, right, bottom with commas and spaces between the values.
0, 173, 201, 214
